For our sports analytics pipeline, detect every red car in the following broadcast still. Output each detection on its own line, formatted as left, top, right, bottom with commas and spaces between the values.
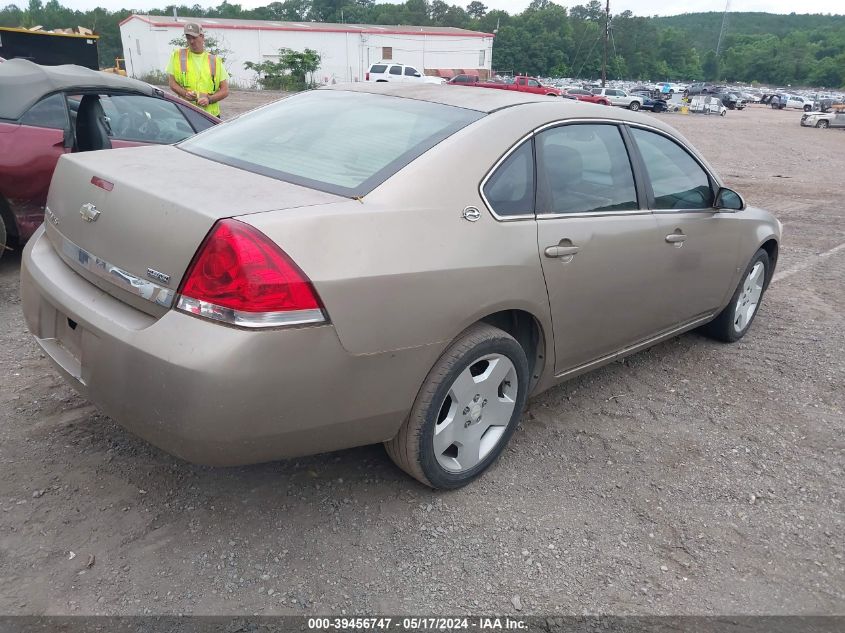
449, 75, 562, 97
561, 87, 611, 106
0, 59, 219, 257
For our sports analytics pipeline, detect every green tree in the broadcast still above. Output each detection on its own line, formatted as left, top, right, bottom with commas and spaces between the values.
702, 49, 719, 81
244, 47, 321, 90
466, 1, 486, 19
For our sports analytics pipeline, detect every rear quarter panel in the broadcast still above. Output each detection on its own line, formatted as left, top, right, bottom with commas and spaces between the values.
240, 107, 558, 362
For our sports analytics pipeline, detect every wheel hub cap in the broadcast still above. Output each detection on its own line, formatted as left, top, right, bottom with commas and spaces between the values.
433, 354, 519, 473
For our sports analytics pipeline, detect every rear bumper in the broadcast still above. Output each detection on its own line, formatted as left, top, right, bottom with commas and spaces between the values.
21, 226, 435, 466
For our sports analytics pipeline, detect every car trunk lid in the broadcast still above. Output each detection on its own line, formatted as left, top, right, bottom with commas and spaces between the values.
45, 144, 343, 318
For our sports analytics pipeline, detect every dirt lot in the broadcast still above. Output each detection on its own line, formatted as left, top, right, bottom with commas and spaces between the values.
0, 95, 843, 616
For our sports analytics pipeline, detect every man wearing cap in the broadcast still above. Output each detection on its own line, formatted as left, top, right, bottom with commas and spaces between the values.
166, 22, 229, 117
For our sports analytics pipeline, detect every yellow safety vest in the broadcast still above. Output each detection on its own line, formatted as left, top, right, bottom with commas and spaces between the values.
172, 48, 222, 116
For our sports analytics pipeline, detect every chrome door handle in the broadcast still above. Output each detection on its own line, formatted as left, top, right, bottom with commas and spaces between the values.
665, 233, 687, 243
544, 245, 580, 258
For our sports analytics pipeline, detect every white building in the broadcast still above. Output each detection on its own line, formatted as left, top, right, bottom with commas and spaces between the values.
119, 14, 494, 87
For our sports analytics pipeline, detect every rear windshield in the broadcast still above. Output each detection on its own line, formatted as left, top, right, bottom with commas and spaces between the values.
179, 90, 483, 197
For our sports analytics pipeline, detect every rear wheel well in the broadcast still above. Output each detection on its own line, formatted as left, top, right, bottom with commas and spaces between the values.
760, 239, 779, 288
480, 310, 545, 393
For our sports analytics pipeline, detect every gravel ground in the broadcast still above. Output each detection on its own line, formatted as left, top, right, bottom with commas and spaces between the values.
0, 95, 842, 616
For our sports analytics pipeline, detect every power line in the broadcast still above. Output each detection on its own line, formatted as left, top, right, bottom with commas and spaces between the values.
575, 30, 602, 79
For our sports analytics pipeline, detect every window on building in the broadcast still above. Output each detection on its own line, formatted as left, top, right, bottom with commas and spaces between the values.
136, 38, 141, 55
479, 50, 485, 66
382, 47, 392, 60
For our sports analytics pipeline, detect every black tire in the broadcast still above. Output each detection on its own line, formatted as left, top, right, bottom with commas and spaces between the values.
629, 101, 640, 111
701, 249, 770, 343
385, 323, 529, 489
818, 120, 829, 129
804, 104, 812, 112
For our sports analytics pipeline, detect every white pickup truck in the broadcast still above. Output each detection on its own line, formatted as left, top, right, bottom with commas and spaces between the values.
590, 88, 643, 111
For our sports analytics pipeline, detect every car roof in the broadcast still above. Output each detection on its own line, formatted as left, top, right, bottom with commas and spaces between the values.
0, 58, 157, 120
321, 83, 682, 133
326, 82, 582, 113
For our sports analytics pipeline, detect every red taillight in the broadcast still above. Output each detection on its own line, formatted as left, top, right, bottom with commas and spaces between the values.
365, 72, 370, 81
176, 219, 325, 328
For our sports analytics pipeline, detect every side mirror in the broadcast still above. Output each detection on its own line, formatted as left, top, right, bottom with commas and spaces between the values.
716, 187, 745, 211
414, 72, 421, 78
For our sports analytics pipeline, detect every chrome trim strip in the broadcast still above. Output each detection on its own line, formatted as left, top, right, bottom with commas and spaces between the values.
554, 314, 714, 380
56, 231, 175, 308
538, 209, 651, 220
176, 296, 325, 329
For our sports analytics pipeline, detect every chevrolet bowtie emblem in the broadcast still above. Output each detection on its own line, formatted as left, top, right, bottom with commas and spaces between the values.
80, 203, 101, 222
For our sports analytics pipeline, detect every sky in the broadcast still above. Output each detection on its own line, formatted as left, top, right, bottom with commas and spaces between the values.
61, 0, 845, 17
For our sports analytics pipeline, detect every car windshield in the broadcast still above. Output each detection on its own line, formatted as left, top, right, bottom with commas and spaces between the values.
179, 90, 483, 197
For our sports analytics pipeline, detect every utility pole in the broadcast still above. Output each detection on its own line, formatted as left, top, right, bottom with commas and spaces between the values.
601, 0, 610, 87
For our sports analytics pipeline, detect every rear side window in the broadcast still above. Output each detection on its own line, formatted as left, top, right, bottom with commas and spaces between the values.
630, 128, 713, 210
179, 90, 483, 197
389, 66, 402, 75
482, 140, 535, 217
370, 64, 387, 74
536, 124, 637, 214
19, 93, 68, 129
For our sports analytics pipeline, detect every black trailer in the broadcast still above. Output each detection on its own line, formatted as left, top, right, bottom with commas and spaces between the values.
0, 27, 99, 70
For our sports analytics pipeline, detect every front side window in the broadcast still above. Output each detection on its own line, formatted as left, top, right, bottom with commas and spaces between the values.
629, 128, 713, 210
482, 140, 535, 217
536, 124, 638, 214
19, 93, 68, 129
179, 90, 483, 197
99, 94, 194, 144
404, 66, 419, 76
528, 79, 540, 87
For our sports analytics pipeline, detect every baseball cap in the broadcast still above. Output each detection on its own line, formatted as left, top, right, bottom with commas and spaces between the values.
184, 22, 203, 37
